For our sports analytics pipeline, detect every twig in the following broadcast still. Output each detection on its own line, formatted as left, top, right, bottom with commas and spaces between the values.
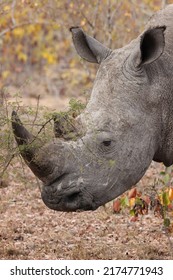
33, 117, 54, 139
18, 154, 27, 188
11, 0, 16, 25
0, 20, 56, 37
161, 0, 167, 8
35, 177, 42, 193
92, 0, 101, 37
0, 22, 31, 37
106, 0, 112, 48
164, 227, 173, 258
76, 0, 94, 30
103, 0, 123, 47
0, 153, 15, 178
31, 95, 40, 133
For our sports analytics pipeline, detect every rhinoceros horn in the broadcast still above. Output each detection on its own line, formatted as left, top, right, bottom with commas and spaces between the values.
11, 111, 65, 183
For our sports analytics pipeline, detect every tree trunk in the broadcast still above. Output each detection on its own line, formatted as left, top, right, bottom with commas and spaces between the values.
161, 0, 167, 8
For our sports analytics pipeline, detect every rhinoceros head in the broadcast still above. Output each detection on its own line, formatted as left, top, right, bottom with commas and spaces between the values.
12, 23, 170, 212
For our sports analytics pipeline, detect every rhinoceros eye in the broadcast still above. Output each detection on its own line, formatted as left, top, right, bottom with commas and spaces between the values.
102, 140, 112, 147
96, 132, 114, 153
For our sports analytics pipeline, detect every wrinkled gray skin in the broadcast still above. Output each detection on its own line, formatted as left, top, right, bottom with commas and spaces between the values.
12, 5, 173, 212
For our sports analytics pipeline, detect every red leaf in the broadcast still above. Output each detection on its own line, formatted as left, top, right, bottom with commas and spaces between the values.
143, 195, 151, 205
128, 188, 137, 199
130, 216, 139, 222
113, 199, 121, 213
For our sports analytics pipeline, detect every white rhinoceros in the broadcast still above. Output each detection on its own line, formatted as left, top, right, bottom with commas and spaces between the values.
12, 5, 173, 211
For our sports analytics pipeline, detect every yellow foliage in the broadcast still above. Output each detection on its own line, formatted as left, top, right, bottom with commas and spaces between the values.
124, 12, 131, 18
51, 23, 61, 30
69, 58, 78, 68
26, 24, 40, 34
169, 188, 173, 201
41, 50, 56, 64
1, 70, 10, 79
129, 198, 136, 207
4, 32, 11, 42
3, 5, 10, 12
17, 52, 27, 62
15, 44, 23, 53
0, 0, 169, 92
80, 19, 86, 26
69, 2, 74, 8
13, 27, 25, 38
159, 193, 163, 205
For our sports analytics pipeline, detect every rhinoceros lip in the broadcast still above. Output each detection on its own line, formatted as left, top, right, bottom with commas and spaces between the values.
42, 192, 80, 211
41, 182, 98, 212
42, 172, 99, 211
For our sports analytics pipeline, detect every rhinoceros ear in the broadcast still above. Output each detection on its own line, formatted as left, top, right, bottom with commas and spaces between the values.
70, 27, 112, 63
134, 26, 166, 67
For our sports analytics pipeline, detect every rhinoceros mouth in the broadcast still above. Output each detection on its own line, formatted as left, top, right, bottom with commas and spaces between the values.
41, 191, 98, 212
41, 182, 98, 212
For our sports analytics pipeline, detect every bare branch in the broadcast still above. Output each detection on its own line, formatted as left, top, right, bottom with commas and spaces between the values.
0, 20, 56, 37
0, 153, 15, 178
106, 0, 112, 48
34, 117, 54, 138
31, 95, 40, 133
92, 0, 101, 37
11, 0, 16, 25
76, 0, 94, 30
161, 0, 167, 8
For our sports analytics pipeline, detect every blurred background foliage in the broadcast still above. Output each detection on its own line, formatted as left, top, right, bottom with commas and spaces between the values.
0, 0, 173, 101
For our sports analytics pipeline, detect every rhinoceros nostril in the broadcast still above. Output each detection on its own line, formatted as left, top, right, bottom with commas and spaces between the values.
65, 190, 80, 203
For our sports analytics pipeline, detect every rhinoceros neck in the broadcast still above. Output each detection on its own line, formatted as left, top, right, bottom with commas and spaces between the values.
142, 5, 173, 166
153, 78, 173, 167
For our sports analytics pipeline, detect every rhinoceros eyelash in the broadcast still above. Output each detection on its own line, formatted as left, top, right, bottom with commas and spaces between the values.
98, 140, 113, 154
102, 140, 112, 147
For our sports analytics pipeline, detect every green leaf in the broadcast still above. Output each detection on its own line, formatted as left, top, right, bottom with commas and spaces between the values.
69, 98, 86, 112
162, 192, 170, 206
120, 196, 129, 207
162, 174, 170, 185
164, 218, 170, 227
130, 209, 135, 216
135, 197, 143, 206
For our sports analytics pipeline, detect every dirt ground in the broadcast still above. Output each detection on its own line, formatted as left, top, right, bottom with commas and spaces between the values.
0, 96, 173, 260
0, 160, 173, 260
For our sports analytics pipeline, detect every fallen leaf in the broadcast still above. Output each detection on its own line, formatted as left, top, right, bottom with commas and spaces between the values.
113, 199, 121, 213
128, 188, 137, 199
169, 188, 173, 201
